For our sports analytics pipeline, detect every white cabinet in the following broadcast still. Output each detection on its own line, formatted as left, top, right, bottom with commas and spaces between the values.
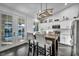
52, 21, 60, 25
39, 21, 60, 31
60, 29, 72, 46
60, 34, 65, 44
60, 20, 73, 29
60, 20, 73, 46
60, 34, 71, 46
39, 20, 73, 46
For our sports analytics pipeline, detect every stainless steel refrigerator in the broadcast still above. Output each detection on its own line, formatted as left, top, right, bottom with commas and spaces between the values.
71, 19, 79, 56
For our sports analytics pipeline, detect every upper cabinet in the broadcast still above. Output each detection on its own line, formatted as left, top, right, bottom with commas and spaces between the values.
39, 19, 73, 29
60, 20, 73, 29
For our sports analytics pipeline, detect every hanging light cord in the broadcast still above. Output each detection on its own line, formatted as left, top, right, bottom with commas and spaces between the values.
46, 3, 47, 10
41, 3, 42, 12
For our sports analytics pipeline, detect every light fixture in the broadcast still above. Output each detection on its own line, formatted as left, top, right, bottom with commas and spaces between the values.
37, 3, 53, 22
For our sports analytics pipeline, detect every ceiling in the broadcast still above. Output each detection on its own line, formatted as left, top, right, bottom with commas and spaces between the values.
1, 3, 75, 18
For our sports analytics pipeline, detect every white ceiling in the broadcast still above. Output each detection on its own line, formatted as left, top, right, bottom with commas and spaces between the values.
1, 3, 75, 18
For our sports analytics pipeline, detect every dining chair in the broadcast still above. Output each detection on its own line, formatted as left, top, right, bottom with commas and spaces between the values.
35, 33, 52, 56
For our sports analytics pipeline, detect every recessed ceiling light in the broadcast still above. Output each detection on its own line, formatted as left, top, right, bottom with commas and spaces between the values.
65, 3, 67, 5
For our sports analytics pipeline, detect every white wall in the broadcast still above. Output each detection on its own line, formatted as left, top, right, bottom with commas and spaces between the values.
26, 17, 34, 33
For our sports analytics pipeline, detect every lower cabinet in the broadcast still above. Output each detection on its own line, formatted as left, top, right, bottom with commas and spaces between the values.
60, 34, 71, 46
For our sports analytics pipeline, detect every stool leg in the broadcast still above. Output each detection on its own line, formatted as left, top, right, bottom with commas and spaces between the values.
28, 40, 30, 56
33, 41, 35, 56
44, 45, 46, 56
49, 46, 51, 56
36, 42, 38, 56
56, 40, 58, 56
52, 41, 55, 56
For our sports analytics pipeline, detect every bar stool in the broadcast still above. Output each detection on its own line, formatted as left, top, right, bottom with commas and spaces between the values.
35, 33, 52, 56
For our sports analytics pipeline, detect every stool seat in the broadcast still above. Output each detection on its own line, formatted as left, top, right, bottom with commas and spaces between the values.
46, 40, 52, 45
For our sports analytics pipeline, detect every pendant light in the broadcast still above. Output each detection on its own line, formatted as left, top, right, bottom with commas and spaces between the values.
37, 3, 53, 22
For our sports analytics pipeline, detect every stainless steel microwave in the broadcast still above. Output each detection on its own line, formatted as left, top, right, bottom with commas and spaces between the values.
52, 25, 60, 29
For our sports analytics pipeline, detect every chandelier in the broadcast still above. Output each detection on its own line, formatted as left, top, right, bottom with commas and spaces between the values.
37, 3, 53, 22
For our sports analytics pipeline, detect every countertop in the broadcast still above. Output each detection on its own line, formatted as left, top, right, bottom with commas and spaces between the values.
0, 40, 28, 53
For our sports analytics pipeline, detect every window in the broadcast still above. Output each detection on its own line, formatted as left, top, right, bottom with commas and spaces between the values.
1, 14, 13, 42
18, 18, 25, 39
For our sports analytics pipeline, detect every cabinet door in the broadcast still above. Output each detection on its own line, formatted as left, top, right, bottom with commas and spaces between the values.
60, 20, 72, 29
64, 35, 71, 45
60, 34, 71, 45
60, 34, 65, 44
